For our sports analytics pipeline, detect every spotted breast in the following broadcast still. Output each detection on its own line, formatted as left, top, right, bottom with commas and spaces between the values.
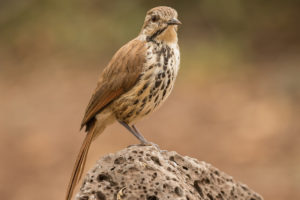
112, 39, 180, 124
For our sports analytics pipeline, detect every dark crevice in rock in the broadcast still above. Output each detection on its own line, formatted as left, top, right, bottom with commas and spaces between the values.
147, 195, 159, 200
96, 191, 106, 200
151, 156, 162, 166
194, 180, 204, 198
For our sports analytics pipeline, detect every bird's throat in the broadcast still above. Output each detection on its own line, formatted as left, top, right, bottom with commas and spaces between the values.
147, 26, 178, 44
156, 26, 178, 44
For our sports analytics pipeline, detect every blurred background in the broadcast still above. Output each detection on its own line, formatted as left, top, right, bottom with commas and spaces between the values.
0, 0, 299, 199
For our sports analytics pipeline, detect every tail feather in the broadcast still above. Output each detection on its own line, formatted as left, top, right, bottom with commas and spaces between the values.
65, 125, 96, 200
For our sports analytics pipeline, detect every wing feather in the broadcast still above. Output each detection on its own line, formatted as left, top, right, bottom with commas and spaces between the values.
81, 38, 146, 130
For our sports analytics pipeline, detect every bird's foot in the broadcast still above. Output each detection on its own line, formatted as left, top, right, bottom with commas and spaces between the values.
140, 141, 160, 149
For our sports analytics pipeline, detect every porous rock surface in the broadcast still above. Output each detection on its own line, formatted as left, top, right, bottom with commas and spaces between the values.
76, 145, 263, 200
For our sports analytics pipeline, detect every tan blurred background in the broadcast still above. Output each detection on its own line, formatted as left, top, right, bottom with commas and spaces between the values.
1, 0, 300, 199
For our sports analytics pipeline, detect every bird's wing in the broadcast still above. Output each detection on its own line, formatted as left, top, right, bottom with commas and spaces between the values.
81, 38, 147, 130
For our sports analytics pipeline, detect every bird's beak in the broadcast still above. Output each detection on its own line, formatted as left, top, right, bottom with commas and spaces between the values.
167, 18, 182, 25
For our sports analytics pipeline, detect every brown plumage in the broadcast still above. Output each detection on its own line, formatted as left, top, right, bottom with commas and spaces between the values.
66, 6, 181, 200
81, 39, 147, 131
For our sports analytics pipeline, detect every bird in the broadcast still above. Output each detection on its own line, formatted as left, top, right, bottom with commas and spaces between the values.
66, 6, 181, 200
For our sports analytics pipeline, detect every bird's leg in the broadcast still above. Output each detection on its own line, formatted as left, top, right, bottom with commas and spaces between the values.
131, 125, 148, 142
118, 121, 149, 144
132, 125, 159, 148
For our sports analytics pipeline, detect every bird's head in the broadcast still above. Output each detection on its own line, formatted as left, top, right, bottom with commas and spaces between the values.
140, 6, 181, 44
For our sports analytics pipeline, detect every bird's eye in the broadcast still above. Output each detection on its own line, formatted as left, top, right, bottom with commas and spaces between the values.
151, 15, 159, 22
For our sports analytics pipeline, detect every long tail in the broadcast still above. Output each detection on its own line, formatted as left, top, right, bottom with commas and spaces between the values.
65, 125, 96, 200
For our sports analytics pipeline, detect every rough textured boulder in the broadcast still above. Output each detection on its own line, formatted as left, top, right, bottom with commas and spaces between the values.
76, 145, 263, 200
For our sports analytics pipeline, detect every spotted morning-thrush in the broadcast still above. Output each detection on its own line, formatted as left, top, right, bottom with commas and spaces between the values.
66, 6, 181, 200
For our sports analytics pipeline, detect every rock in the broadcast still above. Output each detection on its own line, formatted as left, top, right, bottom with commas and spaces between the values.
76, 145, 263, 200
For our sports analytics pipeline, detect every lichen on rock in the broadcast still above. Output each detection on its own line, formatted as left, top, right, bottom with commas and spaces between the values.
76, 145, 263, 200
